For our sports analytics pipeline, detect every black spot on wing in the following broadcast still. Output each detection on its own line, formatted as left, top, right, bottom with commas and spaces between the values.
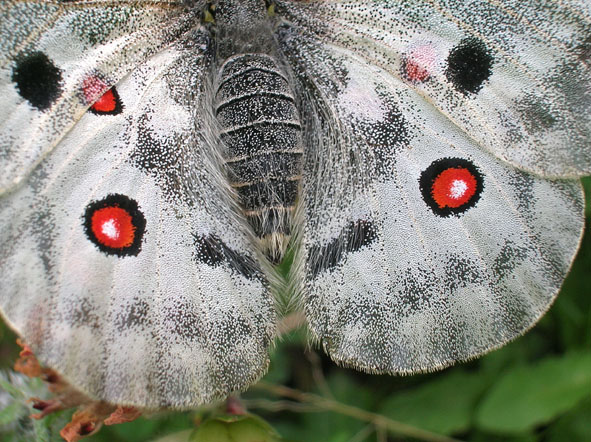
12, 52, 63, 110
308, 219, 378, 278
390, 266, 439, 315
29, 204, 57, 274
445, 38, 493, 95
443, 255, 483, 292
507, 169, 536, 213
161, 297, 265, 354
193, 234, 262, 281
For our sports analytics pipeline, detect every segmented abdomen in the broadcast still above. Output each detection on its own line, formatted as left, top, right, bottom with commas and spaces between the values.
215, 53, 303, 261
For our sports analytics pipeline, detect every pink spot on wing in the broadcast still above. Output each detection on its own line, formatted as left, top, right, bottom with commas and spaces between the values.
81, 76, 109, 104
403, 44, 437, 83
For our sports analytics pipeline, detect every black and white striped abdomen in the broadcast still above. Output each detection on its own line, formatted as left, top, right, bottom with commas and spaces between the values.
215, 53, 303, 261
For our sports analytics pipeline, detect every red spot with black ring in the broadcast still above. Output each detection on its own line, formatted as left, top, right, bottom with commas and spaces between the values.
91, 206, 135, 249
420, 158, 484, 217
83, 194, 145, 256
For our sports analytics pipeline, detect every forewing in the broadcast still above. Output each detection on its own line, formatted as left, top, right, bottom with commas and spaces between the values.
0, 24, 275, 408
276, 0, 591, 177
0, 0, 200, 192
277, 25, 585, 373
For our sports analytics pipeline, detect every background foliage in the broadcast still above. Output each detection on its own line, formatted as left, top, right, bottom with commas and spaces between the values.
1, 178, 590, 442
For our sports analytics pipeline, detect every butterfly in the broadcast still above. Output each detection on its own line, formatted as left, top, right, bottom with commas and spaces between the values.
0, 0, 589, 410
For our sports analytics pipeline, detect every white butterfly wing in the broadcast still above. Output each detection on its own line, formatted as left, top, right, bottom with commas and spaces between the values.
277, 15, 586, 372
0, 0, 199, 193
0, 7, 275, 408
1, 0, 589, 406
276, 0, 591, 177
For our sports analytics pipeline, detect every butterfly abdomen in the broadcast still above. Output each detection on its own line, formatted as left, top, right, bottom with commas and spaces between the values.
215, 54, 303, 262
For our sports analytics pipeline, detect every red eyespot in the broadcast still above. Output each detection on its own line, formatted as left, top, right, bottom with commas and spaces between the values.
420, 158, 484, 217
81, 75, 122, 115
91, 206, 135, 249
402, 45, 436, 83
431, 167, 478, 209
90, 88, 119, 114
84, 194, 145, 256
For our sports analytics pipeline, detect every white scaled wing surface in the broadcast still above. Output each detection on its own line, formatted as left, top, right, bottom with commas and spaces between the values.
0, 0, 199, 193
0, 0, 589, 408
276, 1, 588, 373
277, 0, 591, 177
0, 2, 275, 408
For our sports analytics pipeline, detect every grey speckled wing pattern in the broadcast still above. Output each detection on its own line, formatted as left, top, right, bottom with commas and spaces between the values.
0, 0, 589, 407
0, 0, 275, 408
277, 0, 588, 373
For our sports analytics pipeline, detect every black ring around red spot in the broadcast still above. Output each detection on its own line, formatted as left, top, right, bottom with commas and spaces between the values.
83, 194, 145, 256
419, 158, 484, 217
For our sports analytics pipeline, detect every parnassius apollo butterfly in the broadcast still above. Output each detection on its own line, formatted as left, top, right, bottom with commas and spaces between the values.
0, 0, 589, 409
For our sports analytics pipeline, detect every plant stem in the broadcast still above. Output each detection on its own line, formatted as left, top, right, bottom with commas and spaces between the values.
253, 381, 461, 442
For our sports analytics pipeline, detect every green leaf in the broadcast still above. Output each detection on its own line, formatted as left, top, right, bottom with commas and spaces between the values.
582, 176, 591, 218
468, 430, 537, 442
0, 402, 25, 427
190, 414, 282, 442
151, 429, 193, 442
475, 352, 591, 433
326, 370, 374, 409
107, 416, 160, 441
33, 410, 71, 442
545, 397, 591, 442
379, 369, 489, 435
0, 377, 26, 399
263, 345, 291, 385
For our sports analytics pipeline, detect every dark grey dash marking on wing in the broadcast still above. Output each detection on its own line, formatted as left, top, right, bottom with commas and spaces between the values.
308, 220, 379, 278
193, 234, 262, 281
